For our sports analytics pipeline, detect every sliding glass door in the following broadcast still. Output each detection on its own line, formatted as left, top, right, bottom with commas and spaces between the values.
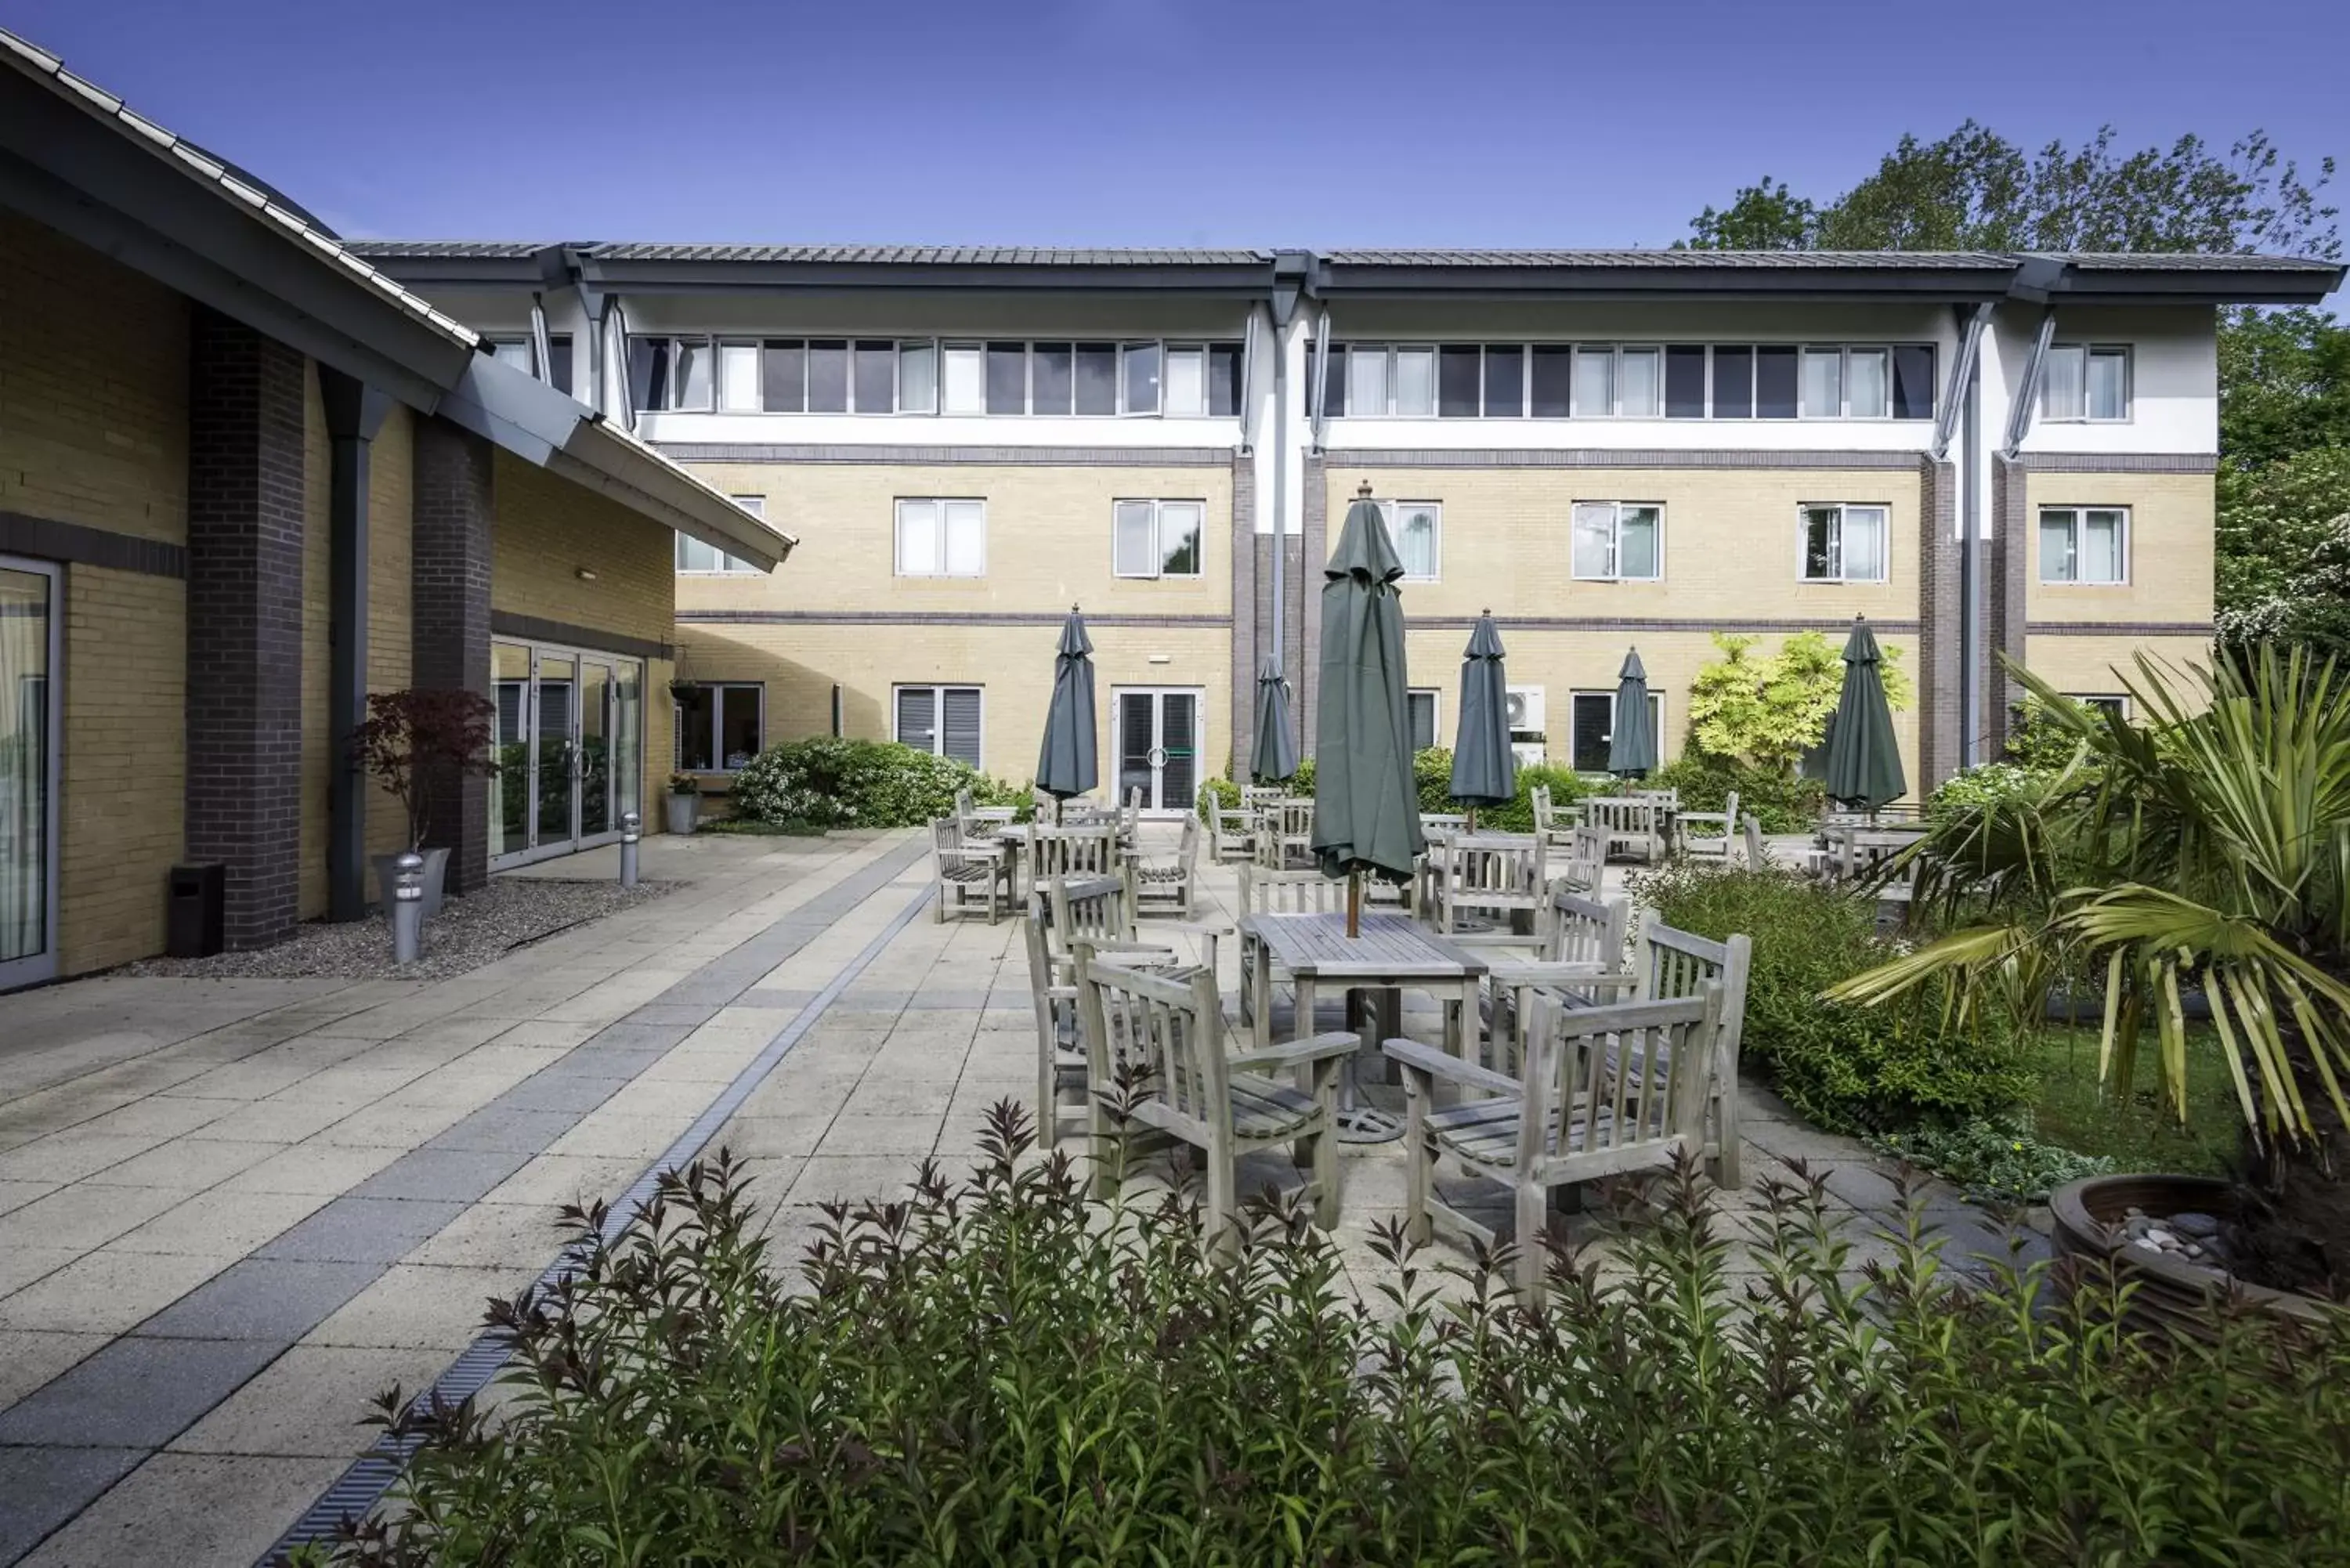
489, 637, 642, 869
0, 558, 59, 990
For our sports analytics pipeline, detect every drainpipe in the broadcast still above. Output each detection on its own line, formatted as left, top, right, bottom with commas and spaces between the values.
1932, 303, 1992, 769
320, 368, 391, 922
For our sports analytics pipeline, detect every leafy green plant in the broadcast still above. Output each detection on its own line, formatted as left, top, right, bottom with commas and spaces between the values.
1632, 859, 2034, 1132
1687, 630, 1911, 774
1651, 753, 1827, 833
1194, 776, 1241, 820
302, 1115, 2350, 1567
729, 739, 1029, 830
1832, 646, 2350, 1294
1868, 1115, 2113, 1204
1925, 760, 2046, 826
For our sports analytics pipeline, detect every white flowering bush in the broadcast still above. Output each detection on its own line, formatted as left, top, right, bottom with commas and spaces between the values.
730, 739, 1028, 829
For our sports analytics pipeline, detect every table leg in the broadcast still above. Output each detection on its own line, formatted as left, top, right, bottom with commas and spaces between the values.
1249, 936, 1273, 1051
1292, 976, 1317, 1046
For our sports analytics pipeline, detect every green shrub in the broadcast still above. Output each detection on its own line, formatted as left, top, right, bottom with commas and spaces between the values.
1200, 754, 1586, 831
1194, 775, 1242, 820
1650, 753, 1826, 833
1925, 760, 2047, 826
1868, 1115, 2113, 1203
1631, 860, 2035, 1132
729, 739, 1029, 830
307, 1118, 2350, 1567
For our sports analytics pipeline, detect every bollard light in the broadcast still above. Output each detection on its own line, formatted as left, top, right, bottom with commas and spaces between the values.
391, 850, 425, 966
619, 811, 641, 889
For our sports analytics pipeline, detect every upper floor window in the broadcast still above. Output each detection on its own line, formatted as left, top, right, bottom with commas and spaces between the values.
2042, 344, 2131, 422
896, 498, 987, 577
631, 336, 1239, 417
1799, 504, 1889, 583
488, 334, 573, 393
2039, 506, 2128, 585
1372, 500, 1441, 581
1571, 502, 1663, 582
896, 685, 984, 768
1112, 500, 1206, 579
676, 493, 765, 573
1319, 342, 1934, 421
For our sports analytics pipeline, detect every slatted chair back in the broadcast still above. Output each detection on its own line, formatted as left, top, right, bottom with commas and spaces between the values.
1742, 813, 1766, 869
1676, 791, 1738, 860
1420, 812, 1470, 836
1075, 955, 1231, 1146
1120, 787, 1144, 841
1553, 824, 1607, 891
929, 817, 1010, 923
1636, 919, 1752, 1184
1024, 890, 1086, 1147
1632, 786, 1679, 815
1136, 815, 1201, 916
1582, 796, 1658, 863
1047, 869, 1141, 964
1528, 783, 1554, 835
1547, 885, 1630, 970
1276, 797, 1314, 844
1029, 822, 1120, 885
1528, 987, 1720, 1176
1206, 796, 1253, 862
1240, 784, 1285, 819
1431, 832, 1546, 933
1239, 862, 1344, 916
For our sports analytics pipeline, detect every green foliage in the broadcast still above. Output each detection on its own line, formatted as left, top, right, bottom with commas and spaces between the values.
1194, 776, 1241, 820
1925, 761, 2047, 827
729, 739, 1028, 830
1687, 630, 1909, 775
1650, 753, 1827, 833
1200, 753, 1585, 832
2215, 447, 2350, 662
1868, 1116, 2113, 1205
1632, 860, 2034, 1133
307, 1125, 2350, 1567
2220, 307, 2350, 472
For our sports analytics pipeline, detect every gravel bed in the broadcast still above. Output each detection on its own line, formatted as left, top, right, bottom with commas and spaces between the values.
122, 877, 675, 981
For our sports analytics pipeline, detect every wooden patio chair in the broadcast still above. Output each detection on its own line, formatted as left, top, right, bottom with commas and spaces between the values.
1273, 797, 1315, 869
1027, 821, 1120, 894
1427, 831, 1547, 934
1473, 886, 1636, 1069
929, 818, 1014, 925
1556, 824, 1607, 894
1674, 791, 1739, 861
955, 786, 1016, 833
1742, 812, 1768, 869
1076, 952, 1358, 1234
1384, 986, 1723, 1298
1205, 795, 1254, 864
1133, 814, 1201, 919
1235, 863, 1343, 1029
1582, 796, 1660, 865
1022, 890, 1088, 1151
1629, 922, 1752, 1187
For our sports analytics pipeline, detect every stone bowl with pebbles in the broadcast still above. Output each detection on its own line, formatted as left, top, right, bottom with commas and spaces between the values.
122, 877, 674, 983
2049, 1173, 2337, 1341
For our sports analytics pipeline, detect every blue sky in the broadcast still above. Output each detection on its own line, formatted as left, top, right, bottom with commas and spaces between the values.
11, 0, 2348, 251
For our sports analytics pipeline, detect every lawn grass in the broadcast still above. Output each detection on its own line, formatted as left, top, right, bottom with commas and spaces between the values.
2028, 1025, 2240, 1177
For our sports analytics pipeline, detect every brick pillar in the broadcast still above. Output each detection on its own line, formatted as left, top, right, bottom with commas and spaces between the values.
186, 309, 308, 950
1228, 450, 1256, 779
1916, 458, 1964, 792
412, 417, 494, 895
1986, 455, 2031, 757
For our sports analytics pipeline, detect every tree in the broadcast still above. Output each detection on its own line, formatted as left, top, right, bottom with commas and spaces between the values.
2214, 448, 2350, 660
2219, 307, 2350, 471
1687, 630, 1911, 772
349, 688, 500, 850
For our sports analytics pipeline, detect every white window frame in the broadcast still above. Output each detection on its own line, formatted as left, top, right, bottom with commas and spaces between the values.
1570, 500, 1665, 583
672, 682, 765, 772
894, 684, 985, 768
715, 340, 762, 412
2066, 693, 2131, 721
1406, 688, 1442, 752
1568, 688, 1668, 771
1112, 499, 1207, 580
1372, 499, 1442, 582
2037, 505, 2131, 586
2041, 344, 2133, 423
1796, 502, 1890, 584
895, 497, 988, 579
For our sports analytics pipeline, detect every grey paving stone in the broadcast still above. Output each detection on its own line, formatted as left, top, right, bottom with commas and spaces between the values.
622, 1003, 721, 1028
255, 1197, 468, 1264
425, 1107, 583, 1153
0, 1445, 146, 1565
0, 1335, 280, 1447
725, 989, 821, 1010
138, 1259, 383, 1342
494, 1074, 631, 1114
559, 1046, 670, 1078
579, 1023, 694, 1054
900, 989, 996, 1011
350, 1147, 531, 1202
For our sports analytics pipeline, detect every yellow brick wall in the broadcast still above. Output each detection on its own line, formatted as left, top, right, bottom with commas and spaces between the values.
2019, 635, 2212, 708
0, 213, 188, 542
2023, 471, 2214, 626
366, 406, 416, 862
491, 451, 677, 827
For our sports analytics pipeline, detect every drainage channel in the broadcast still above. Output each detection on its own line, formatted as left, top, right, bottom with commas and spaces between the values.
258, 866, 938, 1565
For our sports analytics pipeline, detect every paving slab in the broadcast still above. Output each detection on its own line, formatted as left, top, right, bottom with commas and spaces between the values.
15, 1453, 348, 1568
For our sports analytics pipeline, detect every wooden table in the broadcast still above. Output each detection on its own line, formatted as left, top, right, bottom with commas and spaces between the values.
1237, 911, 1489, 1078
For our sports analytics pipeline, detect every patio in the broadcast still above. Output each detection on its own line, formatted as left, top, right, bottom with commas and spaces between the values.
0, 823, 2030, 1566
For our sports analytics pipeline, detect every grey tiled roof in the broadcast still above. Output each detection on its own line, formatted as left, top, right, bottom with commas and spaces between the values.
1320, 249, 2016, 268
343, 240, 552, 258
585, 244, 1272, 265
2034, 251, 2341, 272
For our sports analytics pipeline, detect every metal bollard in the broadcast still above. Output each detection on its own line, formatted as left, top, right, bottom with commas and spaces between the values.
619, 811, 641, 888
391, 850, 425, 965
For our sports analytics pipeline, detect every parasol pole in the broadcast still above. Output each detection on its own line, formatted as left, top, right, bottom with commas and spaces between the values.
1346, 869, 1361, 938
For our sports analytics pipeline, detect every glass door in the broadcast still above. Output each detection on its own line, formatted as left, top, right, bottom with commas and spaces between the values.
578, 659, 613, 841
532, 649, 578, 853
0, 558, 59, 990
491, 641, 531, 861
1112, 688, 1201, 811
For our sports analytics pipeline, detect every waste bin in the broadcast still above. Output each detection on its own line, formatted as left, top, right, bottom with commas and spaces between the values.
167, 863, 225, 958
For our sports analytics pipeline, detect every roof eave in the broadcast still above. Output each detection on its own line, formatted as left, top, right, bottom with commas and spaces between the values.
1309, 262, 2019, 302
576, 256, 1282, 297
2047, 267, 2346, 306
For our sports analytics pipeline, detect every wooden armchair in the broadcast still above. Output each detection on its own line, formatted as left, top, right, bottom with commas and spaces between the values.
1027, 822, 1120, 894
1742, 812, 1768, 870
1134, 814, 1202, 918
930, 818, 1014, 925
1383, 986, 1723, 1298
1022, 891, 1088, 1151
1235, 863, 1343, 1030
1632, 923, 1753, 1186
1427, 831, 1547, 934
1582, 796, 1661, 865
1076, 952, 1358, 1233
1474, 887, 1636, 1069
1205, 796, 1254, 864
1675, 790, 1739, 861
955, 786, 1017, 834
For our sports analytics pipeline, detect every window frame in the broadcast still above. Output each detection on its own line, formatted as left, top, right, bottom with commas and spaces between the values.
672, 681, 765, 773
2041, 343, 2134, 423
1111, 498, 1208, 581
2037, 504, 2131, 587
894, 497, 989, 579
1569, 688, 1668, 772
1570, 500, 1665, 583
2066, 693, 2131, 721
1796, 502, 1891, 584
1372, 499, 1442, 583
1407, 688, 1442, 753
893, 684, 986, 768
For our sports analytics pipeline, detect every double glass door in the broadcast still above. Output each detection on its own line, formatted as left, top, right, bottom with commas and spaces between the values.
0, 558, 58, 990
1113, 688, 1200, 812
491, 639, 642, 866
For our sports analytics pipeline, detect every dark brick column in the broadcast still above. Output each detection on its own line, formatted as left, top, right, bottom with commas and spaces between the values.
412, 417, 494, 895
1986, 455, 2031, 757
186, 308, 308, 950
1916, 459, 1964, 792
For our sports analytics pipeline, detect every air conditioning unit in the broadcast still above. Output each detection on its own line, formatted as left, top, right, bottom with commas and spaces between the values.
1510, 739, 1549, 769
1505, 685, 1546, 737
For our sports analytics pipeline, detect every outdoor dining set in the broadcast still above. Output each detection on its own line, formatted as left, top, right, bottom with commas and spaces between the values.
918, 487, 1916, 1292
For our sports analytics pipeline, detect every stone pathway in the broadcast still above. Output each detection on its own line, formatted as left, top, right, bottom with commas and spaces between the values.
0, 824, 2040, 1567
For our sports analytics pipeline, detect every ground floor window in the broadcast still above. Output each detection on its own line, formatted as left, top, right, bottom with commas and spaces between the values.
1408, 688, 1441, 752
674, 683, 765, 772
896, 685, 983, 768
0, 556, 59, 989
1569, 688, 1665, 773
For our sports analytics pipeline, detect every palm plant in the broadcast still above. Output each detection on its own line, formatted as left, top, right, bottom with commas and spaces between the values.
1831, 644, 2350, 1295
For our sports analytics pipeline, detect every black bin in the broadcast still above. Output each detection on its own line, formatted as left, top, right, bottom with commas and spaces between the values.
167, 864, 226, 958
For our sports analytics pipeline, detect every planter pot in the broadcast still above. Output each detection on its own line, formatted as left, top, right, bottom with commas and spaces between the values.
665, 793, 700, 836
371, 846, 450, 921
2048, 1173, 2337, 1340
